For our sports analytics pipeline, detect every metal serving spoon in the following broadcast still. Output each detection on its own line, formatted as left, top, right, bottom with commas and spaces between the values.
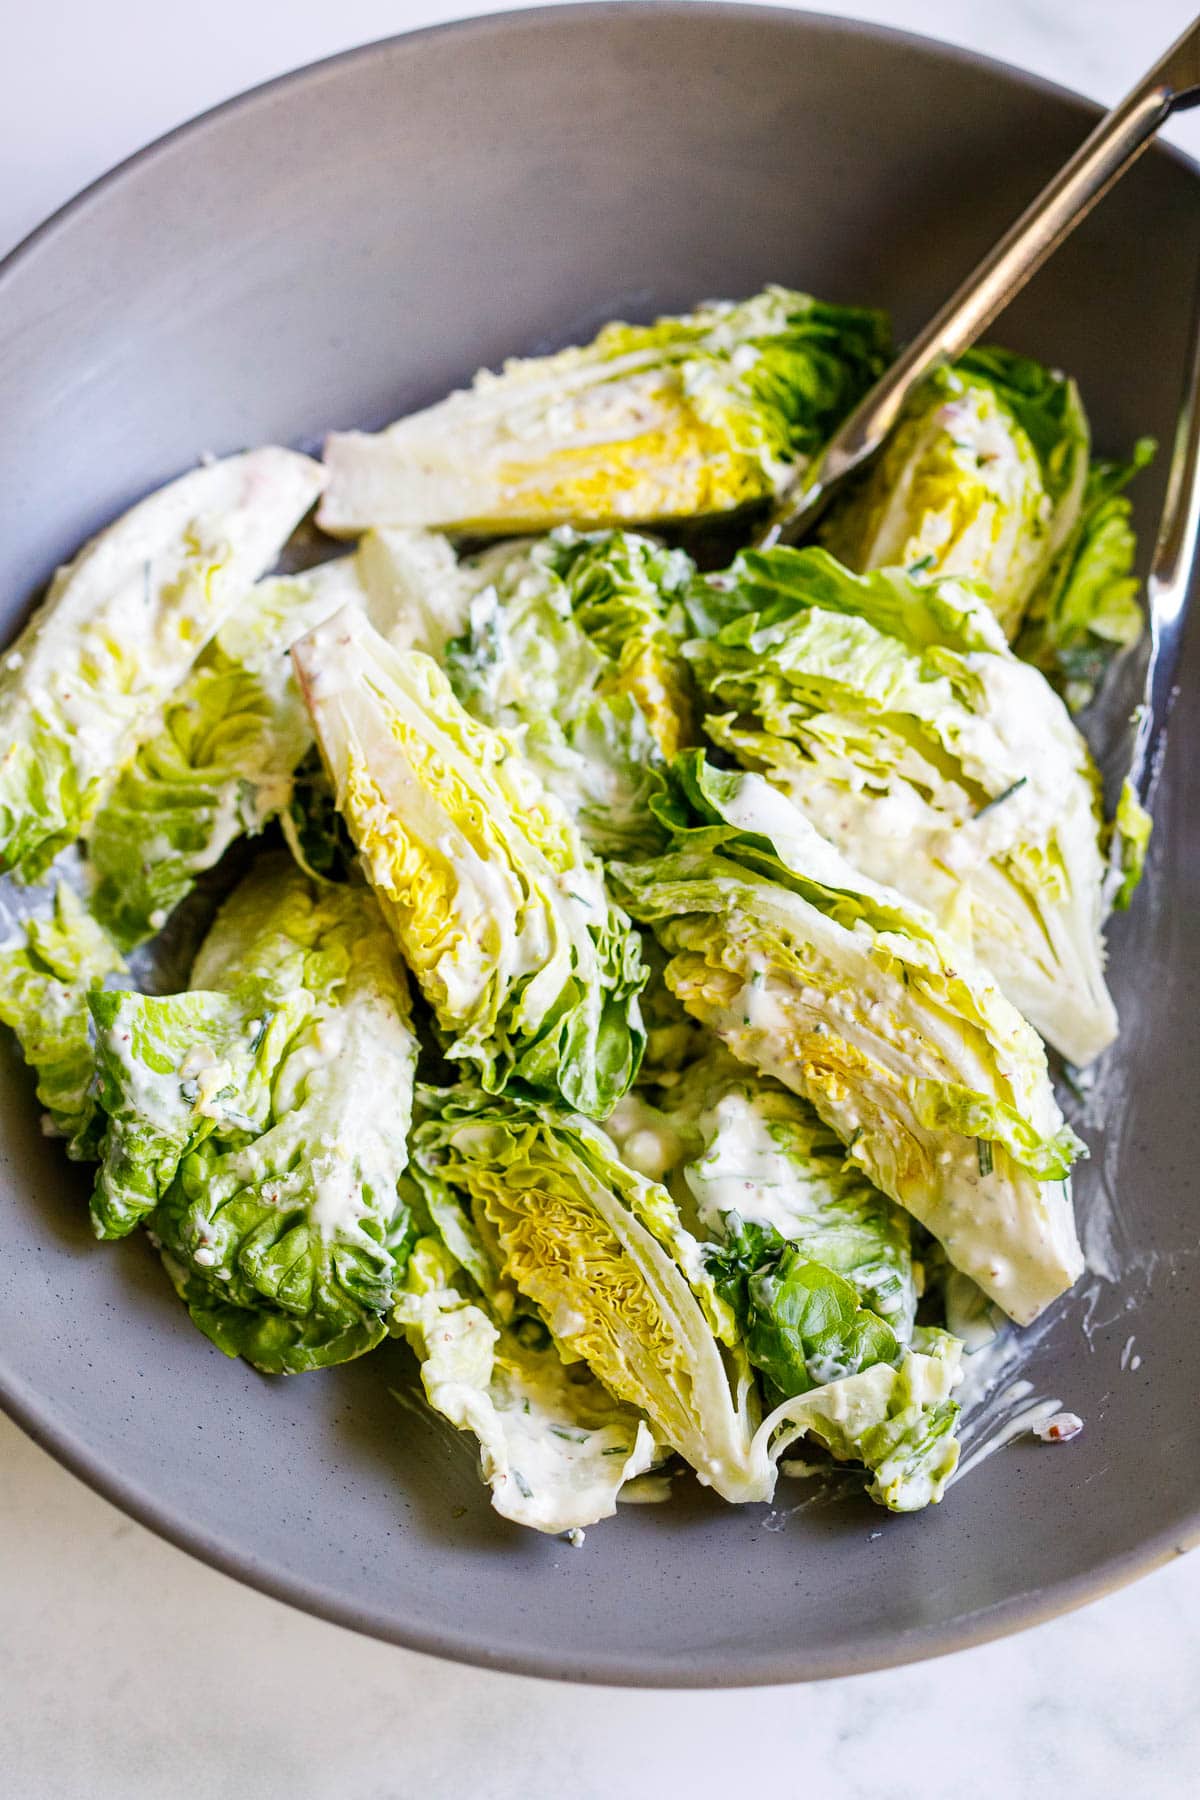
763, 13, 1200, 815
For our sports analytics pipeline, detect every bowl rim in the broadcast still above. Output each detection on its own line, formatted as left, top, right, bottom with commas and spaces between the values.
2, 1, 1198, 1688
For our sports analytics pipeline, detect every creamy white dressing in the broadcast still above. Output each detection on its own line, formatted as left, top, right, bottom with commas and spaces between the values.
397, 1283, 657, 1535
952, 1381, 1064, 1482
684, 1090, 816, 1239
602, 1094, 686, 1184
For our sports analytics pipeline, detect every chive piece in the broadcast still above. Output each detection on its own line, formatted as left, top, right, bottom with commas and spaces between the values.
975, 776, 1028, 818
512, 1470, 533, 1499
977, 1138, 994, 1178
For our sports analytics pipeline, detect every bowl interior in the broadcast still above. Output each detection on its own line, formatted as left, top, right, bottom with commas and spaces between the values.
1, 3, 1198, 1684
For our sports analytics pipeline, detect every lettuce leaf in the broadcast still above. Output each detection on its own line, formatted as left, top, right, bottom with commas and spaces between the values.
320, 288, 890, 535
0, 449, 325, 882
86, 557, 362, 949
293, 606, 646, 1119
1108, 778, 1153, 913
88, 857, 418, 1371
1017, 440, 1154, 711
0, 885, 125, 1156
765, 1327, 962, 1510
684, 546, 1117, 1066
822, 346, 1089, 640
444, 528, 696, 856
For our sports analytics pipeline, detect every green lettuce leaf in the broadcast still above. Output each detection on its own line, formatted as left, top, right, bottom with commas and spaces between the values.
412, 1083, 959, 1513
409, 1084, 769, 1503
1109, 778, 1153, 912
444, 528, 696, 856
293, 606, 646, 1119
0, 885, 125, 1156
821, 346, 1089, 639
683, 546, 1117, 1066
86, 557, 362, 949
319, 288, 890, 535
88, 857, 418, 1371
84, 526, 474, 950
0, 448, 325, 883
610, 1041, 919, 1337
765, 1326, 962, 1510
393, 1228, 657, 1536
612, 757, 1085, 1326
1017, 440, 1154, 711
734, 1247, 901, 1396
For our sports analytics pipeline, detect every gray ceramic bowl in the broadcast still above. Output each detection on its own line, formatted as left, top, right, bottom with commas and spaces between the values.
1, 4, 1198, 1687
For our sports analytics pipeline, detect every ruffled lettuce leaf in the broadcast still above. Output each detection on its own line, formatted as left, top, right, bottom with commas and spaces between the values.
293, 606, 646, 1119
765, 1326, 962, 1511
612, 757, 1085, 1326
444, 528, 696, 856
0, 449, 325, 883
86, 557, 363, 949
413, 1083, 958, 1513
631, 1043, 920, 1338
822, 346, 1089, 640
0, 885, 125, 1156
683, 546, 1116, 1066
409, 1084, 769, 1504
320, 288, 890, 535
1017, 440, 1154, 711
88, 857, 418, 1371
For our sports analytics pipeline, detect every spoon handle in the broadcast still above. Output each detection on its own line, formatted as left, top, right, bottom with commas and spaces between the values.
766, 14, 1200, 547
1130, 259, 1200, 812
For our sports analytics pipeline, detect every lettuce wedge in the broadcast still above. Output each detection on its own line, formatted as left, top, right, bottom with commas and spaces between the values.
394, 1215, 656, 1535
293, 606, 646, 1119
684, 547, 1117, 1065
822, 347, 1089, 640
409, 1085, 766, 1503
320, 289, 889, 535
444, 527, 696, 855
0, 448, 324, 882
88, 857, 418, 1371
612, 757, 1085, 1325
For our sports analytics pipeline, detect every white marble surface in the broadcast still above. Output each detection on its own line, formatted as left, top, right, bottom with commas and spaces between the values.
2, 3, 1199, 1795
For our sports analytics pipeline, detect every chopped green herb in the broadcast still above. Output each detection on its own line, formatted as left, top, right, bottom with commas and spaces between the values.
975, 776, 1028, 818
